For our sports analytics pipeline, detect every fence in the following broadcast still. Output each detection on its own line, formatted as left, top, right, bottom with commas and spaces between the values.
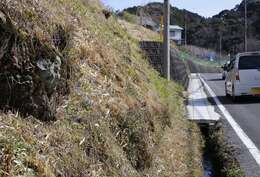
140, 41, 220, 90
140, 41, 189, 88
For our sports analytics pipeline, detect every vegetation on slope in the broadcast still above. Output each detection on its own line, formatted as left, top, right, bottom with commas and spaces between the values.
0, 0, 202, 176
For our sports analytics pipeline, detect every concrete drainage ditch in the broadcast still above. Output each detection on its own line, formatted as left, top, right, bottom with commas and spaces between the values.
200, 124, 244, 177
201, 125, 216, 177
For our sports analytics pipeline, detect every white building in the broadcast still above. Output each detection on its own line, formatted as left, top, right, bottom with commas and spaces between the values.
169, 25, 183, 45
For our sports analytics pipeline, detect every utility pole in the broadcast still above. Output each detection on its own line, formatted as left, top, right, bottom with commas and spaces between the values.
136, 7, 139, 20
136, 6, 144, 26
245, 0, 248, 52
185, 11, 187, 47
219, 33, 222, 57
219, 33, 222, 64
163, 0, 170, 80
140, 7, 144, 26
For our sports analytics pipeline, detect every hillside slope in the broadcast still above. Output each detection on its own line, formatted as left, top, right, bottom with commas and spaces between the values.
0, 0, 202, 177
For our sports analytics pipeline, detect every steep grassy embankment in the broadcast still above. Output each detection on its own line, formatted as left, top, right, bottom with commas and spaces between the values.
0, 0, 202, 176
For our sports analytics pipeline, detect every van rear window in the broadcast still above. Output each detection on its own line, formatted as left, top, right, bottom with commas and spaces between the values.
239, 55, 260, 70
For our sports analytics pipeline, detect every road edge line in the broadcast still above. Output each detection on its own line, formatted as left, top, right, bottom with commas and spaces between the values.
199, 74, 260, 167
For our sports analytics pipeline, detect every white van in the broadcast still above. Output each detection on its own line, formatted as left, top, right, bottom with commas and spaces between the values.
225, 52, 260, 101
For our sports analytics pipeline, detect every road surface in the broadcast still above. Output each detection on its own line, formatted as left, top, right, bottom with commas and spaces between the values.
201, 73, 260, 177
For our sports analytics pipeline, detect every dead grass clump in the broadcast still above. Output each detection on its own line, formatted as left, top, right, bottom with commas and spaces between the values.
52, 24, 70, 52
112, 109, 154, 171
119, 19, 161, 41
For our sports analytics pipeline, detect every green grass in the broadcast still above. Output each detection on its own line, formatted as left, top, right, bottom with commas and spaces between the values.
178, 50, 222, 67
225, 167, 244, 177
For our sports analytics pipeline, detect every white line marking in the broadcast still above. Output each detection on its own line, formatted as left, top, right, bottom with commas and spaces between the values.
199, 74, 260, 167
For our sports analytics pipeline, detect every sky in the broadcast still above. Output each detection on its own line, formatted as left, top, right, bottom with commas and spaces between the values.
101, 0, 242, 17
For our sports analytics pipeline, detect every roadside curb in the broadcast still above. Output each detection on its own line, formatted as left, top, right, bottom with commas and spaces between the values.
187, 73, 220, 124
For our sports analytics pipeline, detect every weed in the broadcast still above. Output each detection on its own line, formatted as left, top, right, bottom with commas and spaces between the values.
224, 166, 244, 177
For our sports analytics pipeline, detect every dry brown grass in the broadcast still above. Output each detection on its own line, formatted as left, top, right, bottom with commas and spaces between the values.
118, 19, 160, 41
0, 0, 203, 176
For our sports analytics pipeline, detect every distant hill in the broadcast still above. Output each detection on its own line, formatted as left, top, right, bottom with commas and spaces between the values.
122, 2, 204, 30
123, 0, 260, 55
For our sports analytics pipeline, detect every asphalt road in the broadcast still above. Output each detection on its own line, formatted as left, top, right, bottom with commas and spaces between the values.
201, 73, 260, 177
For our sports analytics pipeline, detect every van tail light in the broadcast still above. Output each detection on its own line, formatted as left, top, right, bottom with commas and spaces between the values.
236, 72, 240, 81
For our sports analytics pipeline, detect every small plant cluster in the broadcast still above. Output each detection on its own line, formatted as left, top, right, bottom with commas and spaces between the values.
208, 124, 245, 177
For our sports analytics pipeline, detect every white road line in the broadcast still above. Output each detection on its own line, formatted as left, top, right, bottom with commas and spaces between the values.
199, 74, 260, 167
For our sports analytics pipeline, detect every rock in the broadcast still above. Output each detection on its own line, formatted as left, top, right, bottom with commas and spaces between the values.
36, 56, 61, 94
0, 11, 6, 25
